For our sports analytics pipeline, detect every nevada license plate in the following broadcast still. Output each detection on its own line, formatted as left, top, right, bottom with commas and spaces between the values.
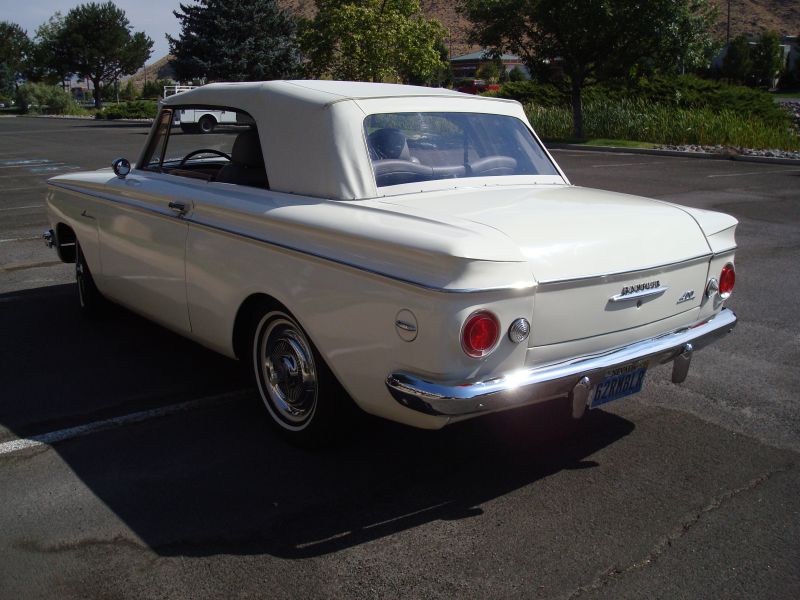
590, 361, 648, 409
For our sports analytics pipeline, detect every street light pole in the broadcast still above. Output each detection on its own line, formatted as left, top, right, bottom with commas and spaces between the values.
727, 0, 731, 44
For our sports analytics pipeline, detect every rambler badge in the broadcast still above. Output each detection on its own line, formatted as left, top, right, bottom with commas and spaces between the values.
609, 280, 668, 303
621, 280, 660, 296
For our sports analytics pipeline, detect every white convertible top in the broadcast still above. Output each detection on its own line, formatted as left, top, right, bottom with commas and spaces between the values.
162, 81, 539, 200
163, 80, 477, 107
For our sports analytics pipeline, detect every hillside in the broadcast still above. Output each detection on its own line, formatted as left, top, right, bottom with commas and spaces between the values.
122, 54, 176, 87
710, 0, 800, 39
281, 0, 799, 59
130, 0, 800, 86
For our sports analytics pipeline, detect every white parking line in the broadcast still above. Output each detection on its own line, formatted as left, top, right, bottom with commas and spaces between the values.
0, 390, 250, 457
2, 186, 46, 192
0, 236, 39, 243
591, 161, 664, 168
0, 163, 56, 169
707, 169, 800, 178
0, 204, 44, 211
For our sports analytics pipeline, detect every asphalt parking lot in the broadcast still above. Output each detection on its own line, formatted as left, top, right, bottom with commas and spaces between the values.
1, 117, 798, 599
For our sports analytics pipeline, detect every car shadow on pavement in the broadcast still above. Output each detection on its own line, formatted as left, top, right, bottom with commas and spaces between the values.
0, 284, 244, 438
2, 284, 635, 559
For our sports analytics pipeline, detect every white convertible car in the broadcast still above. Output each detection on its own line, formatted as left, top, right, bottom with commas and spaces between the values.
44, 80, 737, 443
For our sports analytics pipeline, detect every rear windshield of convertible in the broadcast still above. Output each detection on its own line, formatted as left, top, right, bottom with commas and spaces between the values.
364, 112, 558, 187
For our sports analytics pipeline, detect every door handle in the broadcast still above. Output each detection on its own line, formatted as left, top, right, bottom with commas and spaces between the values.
168, 201, 187, 215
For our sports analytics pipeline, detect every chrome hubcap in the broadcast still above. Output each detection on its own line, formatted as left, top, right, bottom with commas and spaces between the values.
257, 317, 317, 427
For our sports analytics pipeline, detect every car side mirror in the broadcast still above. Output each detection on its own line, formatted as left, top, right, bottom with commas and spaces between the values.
112, 157, 131, 179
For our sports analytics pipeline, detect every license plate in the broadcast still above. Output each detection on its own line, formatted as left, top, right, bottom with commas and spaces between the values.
590, 361, 648, 409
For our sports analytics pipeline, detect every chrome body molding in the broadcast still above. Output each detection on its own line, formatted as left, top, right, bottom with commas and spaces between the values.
535, 253, 712, 287
185, 217, 534, 295
609, 285, 668, 303
386, 308, 737, 417
47, 180, 534, 296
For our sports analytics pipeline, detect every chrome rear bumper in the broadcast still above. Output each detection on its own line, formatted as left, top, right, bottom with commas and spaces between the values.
386, 309, 737, 418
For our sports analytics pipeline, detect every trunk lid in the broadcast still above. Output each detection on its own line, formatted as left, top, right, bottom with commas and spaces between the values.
381, 185, 712, 344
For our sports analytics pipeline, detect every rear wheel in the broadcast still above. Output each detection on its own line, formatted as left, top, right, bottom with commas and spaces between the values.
76, 242, 105, 315
251, 308, 349, 446
198, 115, 216, 134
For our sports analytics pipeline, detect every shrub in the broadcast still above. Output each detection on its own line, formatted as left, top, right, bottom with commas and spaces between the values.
526, 97, 799, 150
14, 83, 82, 115
141, 78, 173, 99
506, 75, 786, 124
495, 81, 566, 106
99, 100, 158, 120
508, 66, 527, 82
629, 74, 787, 123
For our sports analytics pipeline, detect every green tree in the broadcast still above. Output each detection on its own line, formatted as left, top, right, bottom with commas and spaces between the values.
461, 0, 717, 138
0, 22, 32, 94
650, 0, 719, 76
721, 34, 753, 85
37, 3, 152, 108
751, 31, 783, 89
476, 59, 501, 83
169, 0, 300, 81
28, 14, 69, 84
141, 78, 172, 99
121, 78, 137, 100
300, 0, 447, 84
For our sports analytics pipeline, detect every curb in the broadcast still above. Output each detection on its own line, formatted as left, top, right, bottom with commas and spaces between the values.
546, 143, 800, 166
17, 115, 153, 125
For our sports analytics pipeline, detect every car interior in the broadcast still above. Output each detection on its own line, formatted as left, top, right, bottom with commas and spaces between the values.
143, 107, 269, 189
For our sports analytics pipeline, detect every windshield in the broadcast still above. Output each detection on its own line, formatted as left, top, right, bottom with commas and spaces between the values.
364, 112, 558, 188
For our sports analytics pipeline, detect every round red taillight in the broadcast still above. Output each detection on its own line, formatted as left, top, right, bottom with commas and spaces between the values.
719, 263, 735, 299
461, 310, 500, 358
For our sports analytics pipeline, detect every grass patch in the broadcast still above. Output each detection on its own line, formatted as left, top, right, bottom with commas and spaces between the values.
771, 91, 800, 100
526, 98, 800, 150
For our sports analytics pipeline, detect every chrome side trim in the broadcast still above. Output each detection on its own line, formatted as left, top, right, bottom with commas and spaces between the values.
609, 286, 668, 303
49, 181, 180, 221
186, 217, 533, 294
48, 180, 531, 295
536, 254, 712, 287
386, 308, 737, 417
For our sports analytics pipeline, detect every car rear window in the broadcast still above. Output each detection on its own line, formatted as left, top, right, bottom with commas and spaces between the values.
363, 112, 558, 187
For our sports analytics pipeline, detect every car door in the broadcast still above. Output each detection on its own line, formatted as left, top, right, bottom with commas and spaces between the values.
95, 110, 192, 333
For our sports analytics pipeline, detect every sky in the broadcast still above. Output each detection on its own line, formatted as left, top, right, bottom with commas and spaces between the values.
2, 0, 182, 61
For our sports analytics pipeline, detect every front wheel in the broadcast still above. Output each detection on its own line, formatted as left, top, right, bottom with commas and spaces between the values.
251, 309, 350, 446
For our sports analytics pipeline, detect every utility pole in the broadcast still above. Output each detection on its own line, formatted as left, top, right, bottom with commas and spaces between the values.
727, 0, 731, 44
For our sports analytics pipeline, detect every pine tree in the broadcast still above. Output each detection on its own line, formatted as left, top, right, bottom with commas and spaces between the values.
168, 0, 300, 82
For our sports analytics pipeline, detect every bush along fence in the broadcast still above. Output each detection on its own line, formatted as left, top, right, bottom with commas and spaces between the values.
525, 97, 800, 151
96, 100, 158, 120
489, 75, 799, 151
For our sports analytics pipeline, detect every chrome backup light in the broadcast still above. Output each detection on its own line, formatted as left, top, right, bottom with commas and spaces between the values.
705, 278, 719, 298
508, 318, 531, 343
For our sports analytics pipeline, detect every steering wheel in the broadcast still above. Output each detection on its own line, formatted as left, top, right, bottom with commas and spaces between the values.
178, 149, 231, 167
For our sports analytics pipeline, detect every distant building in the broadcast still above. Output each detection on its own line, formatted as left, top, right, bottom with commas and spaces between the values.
62, 77, 94, 101
450, 50, 529, 80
